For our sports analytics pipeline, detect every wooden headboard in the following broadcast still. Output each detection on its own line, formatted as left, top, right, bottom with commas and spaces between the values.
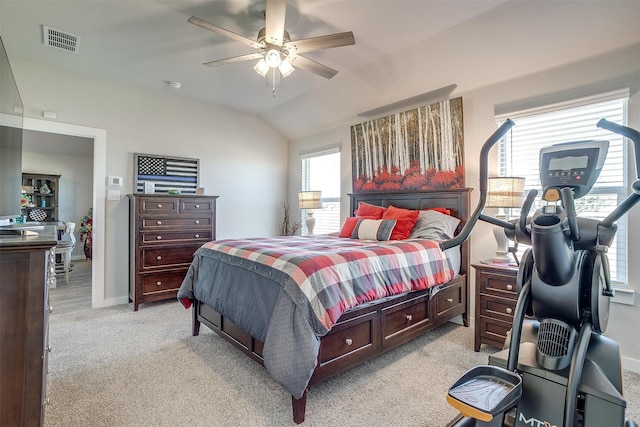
348, 188, 472, 276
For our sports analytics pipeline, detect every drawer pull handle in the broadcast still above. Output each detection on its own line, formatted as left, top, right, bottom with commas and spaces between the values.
506, 307, 513, 314
194, 220, 200, 224
345, 338, 353, 346
405, 314, 413, 322
156, 256, 162, 261
194, 234, 200, 238
157, 204, 162, 208
156, 221, 162, 225
446, 298, 454, 303
156, 281, 162, 286
506, 284, 513, 291
195, 204, 200, 208
156, 236, 162, 240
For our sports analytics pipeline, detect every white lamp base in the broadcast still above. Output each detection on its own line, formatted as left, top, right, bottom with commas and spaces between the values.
492, 224, 512, 263
306, 212, 316, 235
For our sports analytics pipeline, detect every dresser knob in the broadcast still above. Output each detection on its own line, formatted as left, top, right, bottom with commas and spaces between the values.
194, 234, 200, 238
156, 221, 162, 225
44, 397, 50, 406
195, 204, 200, 208
506, 284, 513, 291
156, 236, 162, 240
405, 314, 413, 322
506, 307, 513, 314
157, 204, 162, 208
345, 338, 353, 346
446, 298, 454, 303
48, 305, 53, 314
156, 281, 162, 286
156, 256, 162, 261
46, 344, 52, 352
194, 220, 200, 224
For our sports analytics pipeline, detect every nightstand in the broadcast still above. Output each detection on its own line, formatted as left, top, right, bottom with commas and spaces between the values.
473, 262, 519, 351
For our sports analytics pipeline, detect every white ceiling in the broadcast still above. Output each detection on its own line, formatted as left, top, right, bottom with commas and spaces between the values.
2, 0, 640, 140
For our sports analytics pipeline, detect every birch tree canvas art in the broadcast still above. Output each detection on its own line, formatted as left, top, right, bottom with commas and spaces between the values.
351, 97, 464, 193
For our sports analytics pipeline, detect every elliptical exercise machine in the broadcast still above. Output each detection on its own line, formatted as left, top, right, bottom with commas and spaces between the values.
442, 118, 640, 427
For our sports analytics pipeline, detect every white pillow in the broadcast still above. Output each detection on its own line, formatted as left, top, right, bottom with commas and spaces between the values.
409, 210, 460, 240
351, 219, 396, 241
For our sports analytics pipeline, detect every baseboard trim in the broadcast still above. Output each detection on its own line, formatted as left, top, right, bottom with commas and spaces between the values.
94, 296, 129, 308
622, 356, 640, 374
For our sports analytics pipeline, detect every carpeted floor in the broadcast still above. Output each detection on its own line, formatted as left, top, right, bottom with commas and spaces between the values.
44, 301, 640, 427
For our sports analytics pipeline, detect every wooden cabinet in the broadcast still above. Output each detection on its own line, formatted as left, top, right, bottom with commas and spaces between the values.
128, 194, 218, 311
473, 263, 518, 351
0, 229, 57, 427
21, 173, 60, 223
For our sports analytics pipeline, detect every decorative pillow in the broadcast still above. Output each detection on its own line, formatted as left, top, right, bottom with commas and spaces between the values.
409, 209, 461, 240
354, 202, 386, 219
350, 219, 396, 241
382, 205, 420, 240
339, 217, 360, 238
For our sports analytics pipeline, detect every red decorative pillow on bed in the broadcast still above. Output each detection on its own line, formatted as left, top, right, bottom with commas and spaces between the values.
354, 202, 386, 219
339, 217, 360, 238
382, 205, 420, 240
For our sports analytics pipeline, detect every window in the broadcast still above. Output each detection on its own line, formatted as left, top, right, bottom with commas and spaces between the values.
496, 90, 628, 284
301, 148, 341, 235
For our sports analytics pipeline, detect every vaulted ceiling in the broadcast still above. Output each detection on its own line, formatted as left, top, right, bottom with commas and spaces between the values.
2, 0, 639, 139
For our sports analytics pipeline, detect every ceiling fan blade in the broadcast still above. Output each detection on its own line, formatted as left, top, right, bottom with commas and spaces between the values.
188, 16, 264, 49
265, 0, 287, 45
286, 32, 355, 54
290, 55, 338, 79
203, 52, 264, 67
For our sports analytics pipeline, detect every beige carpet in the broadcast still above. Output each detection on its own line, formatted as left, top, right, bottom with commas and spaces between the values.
44, 301, 640, 427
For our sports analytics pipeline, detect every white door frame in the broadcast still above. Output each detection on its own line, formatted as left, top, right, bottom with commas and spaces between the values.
23, 117, 107, 308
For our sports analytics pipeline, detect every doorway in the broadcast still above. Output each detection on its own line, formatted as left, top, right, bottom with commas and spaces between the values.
23, 117, 107, 308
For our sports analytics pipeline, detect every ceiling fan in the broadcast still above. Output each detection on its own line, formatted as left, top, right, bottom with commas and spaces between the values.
188, 0, 356, 86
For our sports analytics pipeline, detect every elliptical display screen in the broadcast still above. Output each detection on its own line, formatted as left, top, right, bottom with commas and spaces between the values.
539, 140, 609, 199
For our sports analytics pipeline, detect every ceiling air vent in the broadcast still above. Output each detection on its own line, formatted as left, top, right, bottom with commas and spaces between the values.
43, 26, 80, 53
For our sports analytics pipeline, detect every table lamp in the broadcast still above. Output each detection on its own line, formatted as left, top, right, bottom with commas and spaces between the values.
298, 191, 322, 235
486, 177, 525, 263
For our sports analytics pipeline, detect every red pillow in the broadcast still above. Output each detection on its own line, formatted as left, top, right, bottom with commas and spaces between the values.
382, 205, 420, 240
354, 202, 386, 219
427, 207, 451, 215
339, 217, 360, 238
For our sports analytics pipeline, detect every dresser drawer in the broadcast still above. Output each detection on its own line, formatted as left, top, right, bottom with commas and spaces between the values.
141, 216, 213, 229
180, 198, 216, 214
480, 294, 516, 322
477, 269, 518, 298
141, 270, 188, 294
141, 230, 212, 244
318, 313, 376, 365
382, 295, 429, 340
479, 316, 512, 349
141, 245, 200, 269
139, 198, 179, 214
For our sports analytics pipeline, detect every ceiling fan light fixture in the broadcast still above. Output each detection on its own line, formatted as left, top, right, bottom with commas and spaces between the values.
254, 58, 269, 77
264, 48, 282, 68
278, 59, 294, 78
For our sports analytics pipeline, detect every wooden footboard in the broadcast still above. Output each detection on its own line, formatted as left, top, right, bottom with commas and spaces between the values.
192, 273, 467, 423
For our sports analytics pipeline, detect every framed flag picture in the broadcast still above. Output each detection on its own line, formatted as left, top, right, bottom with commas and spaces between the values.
133, 153, 199, 194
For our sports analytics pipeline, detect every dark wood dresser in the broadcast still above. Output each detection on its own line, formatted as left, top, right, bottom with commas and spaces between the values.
473, 262, 519, 351
0, 227, 57, 427
128, 194, 217, 311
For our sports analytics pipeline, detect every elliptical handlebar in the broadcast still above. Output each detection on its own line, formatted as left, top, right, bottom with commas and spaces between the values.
440, 119, 515, 250
597, 118, 640, 180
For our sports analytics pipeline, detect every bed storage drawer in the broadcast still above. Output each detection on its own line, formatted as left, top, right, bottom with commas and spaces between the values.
318, 312, 377, 367
435, 276, 465, 320
382, 295, 430, 341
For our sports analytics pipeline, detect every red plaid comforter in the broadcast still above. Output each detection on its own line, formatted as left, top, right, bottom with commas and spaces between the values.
199, 235, 454, 331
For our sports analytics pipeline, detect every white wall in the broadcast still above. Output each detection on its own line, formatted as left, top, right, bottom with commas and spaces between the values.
288, 43, 640, 370
12, 57, 289, 303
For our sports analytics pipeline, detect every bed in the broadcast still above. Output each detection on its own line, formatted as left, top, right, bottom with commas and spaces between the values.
177, 189, 470, 423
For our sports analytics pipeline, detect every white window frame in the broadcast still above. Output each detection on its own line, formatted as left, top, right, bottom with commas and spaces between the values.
300, 146, 341, 235
496, 89, 629, 286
